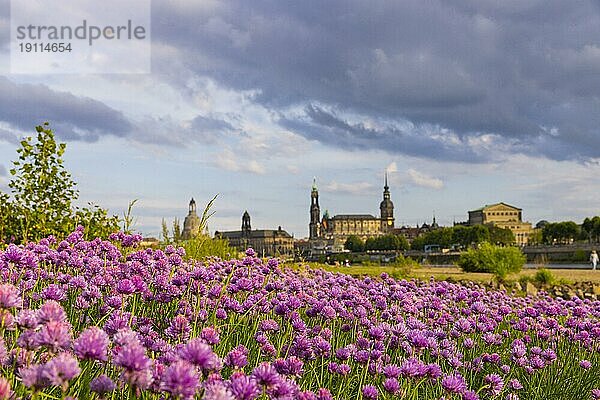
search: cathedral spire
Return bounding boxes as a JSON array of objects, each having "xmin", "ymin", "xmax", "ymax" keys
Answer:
[{"xmin": 384, "ymin": 171, "xmax": 388, "ymax": 190}]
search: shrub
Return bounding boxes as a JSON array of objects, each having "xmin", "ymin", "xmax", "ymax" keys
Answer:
[
  {"xmin": 458, "ymin": 242, "xmax": 526, "ymax": 280},
  {"xmin": 345, "ymin": 235, "xmax": 365, "ymax": 252},
  {"xmin": 533, "ymin": 268, "xmax": 555, "ymax": 285},
  {"xmin": 182, "ymin": 234, "xmax": 234, "ymax": 260},
  {"xmin": 572, "ymin": 249, "xmax": 587, "ymax": 262}
]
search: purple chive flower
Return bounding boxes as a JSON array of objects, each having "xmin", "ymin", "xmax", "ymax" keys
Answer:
[
  {"xmin": 90, "ymin": 375, "xmax": 116, "ymax": 396},
  {"xmin": 179, "ymin": 338, "xmax": 221, "ymax": 371},
  {"xmin": 362, "ymin": 385, "xmax": 379, "ymax": 399},
  {"xmin": 0, "ymin": 338, "xmax": 6, "ymax": 364},
  {"xmin": 201, "ymin": 326, "xmax": 220, "ymax": 345},
  {"xmin": 74, "ymin": 326, "xmax": 110, "ymax": 361},
  {"xmin": 0, "ymin": 377, "xmax": 12, "ymax": 400},
  {"xmin": 35, "ymin": 321, "xmax": 73, "ymax": 352},
  {"xmin": 463, "ymin": 390, "xmax": 480, "ymax": 400},
  {"xmin": 41, "ymin": 284, "xmax": 67, "ymax": 302},
  {"xmin": 592, "ymin": 389, "xmax": 600, "ymax": 400},
  {"xmin": 225, "ymin": 345, "xmax": 249, "ymax": 369},
  {"xmin": 484, "ymin": 374, "xmax": 504, "ymax": 396},
  {"xmin": 165, "ymin": 315, "xmax": 191, "ymax": 341},
  {"xmin": 251, "ymin": 363, "xmax": 281, "ymax": 388},
  {"xmin": 441, "ymin": 373, "xmax": 467, "ymax": 394},
  {"xmin": 117, "ymin": 279, "xmax": 136, "ymax": 295},
  {"xmin": 229, "ymin": 372, "xmax": 260, "ymax": 400},
  {"xmin": 16, "ymin": 309, "xmax": 39, "ymax": 329},
  {"xmin": 400, "ymin": 357, "xmax": 427, "ymax": 379},
  {"xmin": 0, "ymin": 284, "xmax": 22, "ymax": 309},
  {"xmin": 37, "ymin": 300, "xmax": 67, "ymax": 324},
  {"xmin": 160, "ymin": 360, "xmax": 199, "ymax": 400},
  {"xmin": 43, "ymin": 352, "xmax": 81, "ymax": 388},
  {"xmin": 509, "ymin": 379, "xmax": 523, "ymax": 390},
  {"xmin": 383, "ymin": 378, "xmax": 401, "ymax": 394},
  {"xmin": 203, "ymin": 382, "xmax": 235, "ymax": 400},
  {"xmin": 20, "ymin": 364, "xmax": 50, "ymax": 391},
  {"xmin": 259, "ymin": 319, "xmax": 280, "ymax": 332},
  {"xmin": 580, "ymin": 360, "xmax": 592, "ymax": 369},
  {"xmin": 114, "ymin": 342, "xmax": 152, "ymax": 372},
  {"xmin": 383, "ymin": 364, "xmax": 401, "ymax": 378}
]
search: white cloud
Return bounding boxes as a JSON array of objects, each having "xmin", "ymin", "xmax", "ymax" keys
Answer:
[
  {"xmin": 286, "ymin": 165, "xmax": 300, "ymax": 174},
  {"xmin": 322, "ymin": 181, "xmax": 374, "ymax": 195},
  {"xmin": 407, "ymin": 168, "xmax": 444, "ymax": 189},
  {"xmin": 214, "ymin": 148, "xmax": 266, "ymax": 175},
  {"xmin": 386, "ymin": 161, "xmax": 398, "ymax": 173}
]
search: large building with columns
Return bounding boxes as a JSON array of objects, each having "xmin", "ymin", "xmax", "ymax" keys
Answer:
[{"xmin": 309, "ymin": 175, "xmax": 395, "ymax": 252}]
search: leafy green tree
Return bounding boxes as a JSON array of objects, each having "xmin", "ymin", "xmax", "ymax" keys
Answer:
[
  {"xmin": 458, "ymin": 242, "xmax": 526, "ymax": 280},
  {"xmin": 161, "ymin": 218, "xmax": 171, "ymax": 244},
  {"xmin": 345, "ymin": 235, "xmax": 365, "ymax": 252},
  {"xmin": 582, "ymin": 216, "xmax": 600, "ymax": 243},
  {"xmin": 74, "ymin": 203, "xmax": 120, "ymax": 240},
  {"xmin": 411, "ymin": 227, "xmax": 454, "ymax": 250},
  {"xmin": 0, "ymin": 192, "xmax": 16, "ymax": 243},
  {"xmin": 8, "ymin": 123, "xmax": 78, "ymax": 242},
  {"xmin": 173, "ymin": 218, "xmax": 182, "ymax": 243},
  {"xmin": 2, "ymin": 123, "xmax": 119, "ymax": 243},
  {"xmin": 365, "ymin": 234, "xmax": 409, "ymax": 251},
  {"xmin": 543, "ymin": 221, "xmax": 580, "ymax": 244},
  {"xmin": 489, "ymin": 226, "xmax": 515, "ymax": 245}
]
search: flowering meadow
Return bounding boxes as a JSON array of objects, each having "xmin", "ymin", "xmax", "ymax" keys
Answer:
[{"xmin": 0, "ymin": 228, "xmax": 599, "ymax": 399}]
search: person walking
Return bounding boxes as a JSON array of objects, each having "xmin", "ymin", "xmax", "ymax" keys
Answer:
[{"xmin": 590, "ymin": 250, "xmax": 599, "ymax": 270}]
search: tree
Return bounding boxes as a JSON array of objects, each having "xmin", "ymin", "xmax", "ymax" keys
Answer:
[
  {"xmin": 173, "ymin": 218, "xmax": 182, "ymax": 243},
  {"xmin": 364, "ymin": 234, "xmax": 409, "ymax": 251},
  {"xmin": 8, "ymin": 123, "xmax": 78, "ymax": 242},
  {"xmin": 345, "ymin": 235, "xmax": 365, "ymax": 252},
  {"xmin": 161, "ymin": 218, "xmax": 171, "ymax": 244},
  {"xmin": 2, "ymin": 123, "xmax": 119, "ymax": 243},
  {"xmin": 582, "ymin": 216, "xmax": 600, "ymax": 243},
  {"xmin": 458, "ymin": 242, "xmax": 526, "ymax": 280},
  {"xmin": 542, "ymin": 221, "xmax": 580, "ymax": 244},
  {"xmin": 411, "ymin": 227, "xmax": 454, "ymax": 250},
  {"xmin": 489, "ymin": 226, "xmax": 515, "ymax": 245},
  {"xmin": 0, "ymin": 192, "xmax": 16, "ymax": 243},
  {"xmin": 74, "ymin": 203, "xmax": 120, "ymax": 240}
]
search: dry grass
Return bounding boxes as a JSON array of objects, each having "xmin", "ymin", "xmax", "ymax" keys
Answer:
[{"xmin": 288, "ymin": 262, "xmax": 600, "ymax": 284}]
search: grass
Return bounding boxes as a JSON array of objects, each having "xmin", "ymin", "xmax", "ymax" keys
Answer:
[{"xmin": 286, "ymin": 262, "xmax": 600, "ymax": 284}]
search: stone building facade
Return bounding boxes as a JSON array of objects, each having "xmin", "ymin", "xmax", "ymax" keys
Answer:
[
  {"xmin": 182, "ymin": 198, "xmax": 201, "ymax": 239},
  {"xmin": 215, "ymin": 211, "xmax": 294, "ymax": 257},
  {"xmin": 467, "ymin": 202, "xmax": 533, "ymax": 245},
  {"xmin": 309, "ymin": 175, "xmax": 396, "ymax": 252}
]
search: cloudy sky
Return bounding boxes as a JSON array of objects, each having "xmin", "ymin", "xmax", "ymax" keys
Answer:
[{"xmin": 1, "ymin": 0, "xmax": 600, "ymax": 238}]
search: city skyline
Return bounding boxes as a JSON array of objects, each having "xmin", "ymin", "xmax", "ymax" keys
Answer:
[{"xmin": 1, "ymin": 1, "xmax": 600, "ymax": 238}]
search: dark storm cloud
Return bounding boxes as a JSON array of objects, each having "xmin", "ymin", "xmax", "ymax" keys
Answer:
[
  {"xmin": 0, "ymin": 77, "xmax": 133, "ymax": 141},
  {"xmin": 131, "ymin": 114, "xmax": 238, "ymax": 147},
  {"xmin": 151, "ymin": 0, "xmax": 600, "ymax": 162},
  {"xmin": 280, "ymin": 104, "xmax": 485, "ymax": 163}
]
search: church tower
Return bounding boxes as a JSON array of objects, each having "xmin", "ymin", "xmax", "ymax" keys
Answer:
[
  {"xmin": 309, "ymin": 178, "xmax": 321, "ymax": 239},
  {"xmin": 242, "ymin": 211, "xmax": 251, "ymax": 237},
  {"xmin": 182, "ymin": 198, "xmax": 201, "ymax": 239},
  {"xmin": 380, "ymin": 172, "xmax": 394, "ymax": 232}
]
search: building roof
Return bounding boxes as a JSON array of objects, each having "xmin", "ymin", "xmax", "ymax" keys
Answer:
[
  {"xmin": 469, "ymin": 202, "xmax": 522, "ymax": 212},
  {"xmin": 331, "ymin": 214, "xmax": 378, "ymax": 220},
  {"xmin": 217, "ymin": 229, "xmax": 293, "ymax": 239}
]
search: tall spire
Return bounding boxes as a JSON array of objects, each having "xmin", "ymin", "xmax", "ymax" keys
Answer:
[
  {"xmin": 312, "ymin": 177, "xmax": 318, "ymax": 191},
  {"xmin": 384, "ymin": 171, "xmax": 389, "ymax": 190}
]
